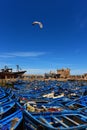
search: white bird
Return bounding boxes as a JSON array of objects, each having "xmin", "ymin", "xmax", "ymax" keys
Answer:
[{"xmin": 32, "ymin": 21, "xmax": 43, "ymax": 29}]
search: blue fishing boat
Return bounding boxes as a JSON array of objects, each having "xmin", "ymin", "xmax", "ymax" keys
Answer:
[
  {"xmin": 23, "ymin": 110, "xmax": 87, "ymax": 130},
  {"xmin": 0, "ymin": 102, "xmax": 23, "ymax": 130},
  {"xmin": 0, "ymin": 95, "xmax": 12, "ymax": 104},
  {"xmin": 0, "ymin": 109, "xmax": 23, "ymax": 130},
  {"xmin": 0, "ymin": 100, "xmax": 15, "ymax": 119},
  {"xmin": 0, "ymin": 92, "xmax": 6, "ymax": 99},
  {"xmin": 66, "ymin": 96, "xmax": 87, "ymax": 111},
  {"xmin": 80, "ymin": 106, "xmax": 87, "ymax": 116}
]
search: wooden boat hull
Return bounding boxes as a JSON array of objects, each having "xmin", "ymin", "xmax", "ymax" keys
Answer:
[
  {"xmin": 0, "ymin": 70, "xmax": 26, "ymax": 79},
  {"xmin": 23, "ymin": 110, "xmax": 87, "ymax": 130},
  {"xmin": 0, "ymin": 109, "xmax": 23, "ymax": 130},
  {"xmin": 0, "ymin": 100, "xmax": 16, "ymax": 119}
]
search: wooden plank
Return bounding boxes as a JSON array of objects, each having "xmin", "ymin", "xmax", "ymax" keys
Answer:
[
  {"xmin": 63, "ymin": 116, "xmax": 80, "ymax": 126},
  {"xmin": 51, "ymin": 116, "xmax": 69, "ymax": 128},
  {"xmin": 39, "ymin": 116, "xmax": 53, "ymax": 128}
]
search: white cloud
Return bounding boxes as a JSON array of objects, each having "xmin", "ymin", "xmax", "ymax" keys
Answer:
[{"xmin": 0, "ymin": 52, "xmax": 45, "ymax": 58}]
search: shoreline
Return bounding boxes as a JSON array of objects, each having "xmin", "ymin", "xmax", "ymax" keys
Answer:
[{"xmin": 0, "ymin": 78, "xmax": 87, "ymax": 84}]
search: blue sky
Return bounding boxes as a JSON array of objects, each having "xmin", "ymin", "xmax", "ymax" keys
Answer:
[{"xmin": 0, "ymin": 0, "xmax": 87, "ymax": 74}]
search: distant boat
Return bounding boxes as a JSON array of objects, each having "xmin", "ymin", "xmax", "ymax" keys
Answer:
[{"xmin": 0, "ymin": 65, "xmax": 26, "ymax": 79}]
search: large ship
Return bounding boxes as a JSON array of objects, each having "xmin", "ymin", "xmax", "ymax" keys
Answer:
[{"xmin": 0, "ymin": 65, "xmax": 26, "ymax": 79}]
